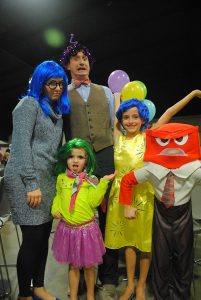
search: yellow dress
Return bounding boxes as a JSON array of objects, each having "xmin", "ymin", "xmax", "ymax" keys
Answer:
[{"xmin": 104, "ymin": 133, "xmax": 154, "ymax": 252}]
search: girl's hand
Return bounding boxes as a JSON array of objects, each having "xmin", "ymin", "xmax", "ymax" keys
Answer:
[
  {"xmin": 54, "ymin": 211, "xmax": 62, "ymax": 219},
  {"xmin": 103, "ymin": 170, "xmax": 118, "ymax": 182},
  {"xmin": 124, "ymin": 205, "xmax": 137, "ymax": 219},
  {"xmin": 114, "ymin": 92, "xmax": 121, "ymax": 99},
  {"xmin": 193, "ymin": 89, "xmax": 201, "ymax": 98},
  {"xmin": 27, "ymin": 189, "xmax": 42, "ymax": 208}
]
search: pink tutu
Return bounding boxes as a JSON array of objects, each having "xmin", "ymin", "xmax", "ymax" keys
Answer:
[{"xmin": 52, "ymin": 218, "xmax": 106, "ymax": 268}]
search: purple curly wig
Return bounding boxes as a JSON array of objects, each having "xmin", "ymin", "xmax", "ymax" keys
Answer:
[{"xmin": 60, "ymin": 33, "xmax": 95, "ymax": 68}]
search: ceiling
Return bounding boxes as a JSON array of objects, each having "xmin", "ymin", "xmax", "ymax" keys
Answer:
[{"xmin": 0, "ymin": 0, "xmax": 200, "ymax": 140}]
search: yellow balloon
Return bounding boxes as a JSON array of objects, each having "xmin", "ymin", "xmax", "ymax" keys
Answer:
[
  {"xmin": 135, "ymin": 80, "xmax": 147, "ymax": 97},
  {"xmin": 121, "ymin": 80, "xmax": 147, "ymax": 101}
]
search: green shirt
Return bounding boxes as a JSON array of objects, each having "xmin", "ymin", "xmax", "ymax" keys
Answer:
[{"xmin": 52, "ymin": 173, "xmax": 109, "ymax": 224}]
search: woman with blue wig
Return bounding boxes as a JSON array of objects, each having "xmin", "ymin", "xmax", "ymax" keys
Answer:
[
  {"xmin": 4, "ymin": 60, "xmax": 70, "ymax": 300},
  {"xmin": 104, "ymin": 90, "xmax": 201, "ymax": 300}
]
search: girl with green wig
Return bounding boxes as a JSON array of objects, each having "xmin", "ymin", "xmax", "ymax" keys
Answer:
[{"xmin": 51, "ymin": 138, "xmax": 116, "ymax": 300}]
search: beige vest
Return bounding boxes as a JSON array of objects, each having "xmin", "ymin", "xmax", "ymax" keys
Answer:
[{"xmin": 68, "ymin": 83, "xmax": 113, "ymax": 152}]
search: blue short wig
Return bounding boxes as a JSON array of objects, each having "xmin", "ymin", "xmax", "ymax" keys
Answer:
[
  {"xmin": 116, "ymin": 99, "xmax": 149, "ymax": 131},
  {"xmin": 27, "ymin": 60, "xmax": 70, "ymax": 116}
]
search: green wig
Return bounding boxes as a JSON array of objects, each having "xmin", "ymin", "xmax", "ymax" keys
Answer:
[{"xmin": 55, "ymin": 138, "xmax": 96, "ymax": 176}]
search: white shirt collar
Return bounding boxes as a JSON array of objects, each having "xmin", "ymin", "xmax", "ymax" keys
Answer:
[{"xmin": 145, "ymin": 160, "xmax": 201, "ymax": 180}]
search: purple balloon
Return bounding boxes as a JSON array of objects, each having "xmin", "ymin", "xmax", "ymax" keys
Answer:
[{"xmin": 108, "ymin": 70, "xmax": 130, "ymax": 93}]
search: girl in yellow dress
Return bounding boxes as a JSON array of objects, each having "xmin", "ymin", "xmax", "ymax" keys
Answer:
[{"xmin": 104, "ymin": 90, "xmax": 201, "ymax": 300}]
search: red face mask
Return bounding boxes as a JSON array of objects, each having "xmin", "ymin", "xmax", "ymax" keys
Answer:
[{"xmin": 144, "ymin": 123, "xmax": 201, "ymax": 169}]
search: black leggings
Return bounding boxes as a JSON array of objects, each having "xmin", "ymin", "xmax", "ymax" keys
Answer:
[{"xmin": 17, "ymin": 221, "xmax": 52, "ymax": 297}]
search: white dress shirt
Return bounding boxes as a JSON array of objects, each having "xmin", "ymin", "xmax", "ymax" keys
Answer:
[{"xmin": 135, "ymin": 160, "xmax": 201, "ymax": 206}]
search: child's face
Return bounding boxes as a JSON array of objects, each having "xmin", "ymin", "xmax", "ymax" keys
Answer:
[
  {"xmin": 67, "ymin": 148, "xmax": 87, "ymax": 174},
  {"xmin": 122, "ymin": 107, "xmax": 144, "ymax": 137}
]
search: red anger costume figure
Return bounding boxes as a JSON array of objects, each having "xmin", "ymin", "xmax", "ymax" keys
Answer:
[{"xmin": 120, "ymin": 123, "xmax": 201, "ymax": 300}]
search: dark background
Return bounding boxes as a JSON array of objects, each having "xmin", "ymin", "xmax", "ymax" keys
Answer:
[{"xmin": 0, "ymin": 0, "xmax": 200, "ymax": 141}]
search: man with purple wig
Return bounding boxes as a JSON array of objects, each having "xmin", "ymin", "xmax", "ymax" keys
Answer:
[{"xmin": 60, "ymin": 34, "xmax": 118, "ymax": 300}]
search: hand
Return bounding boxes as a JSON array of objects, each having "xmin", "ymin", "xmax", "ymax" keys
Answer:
[
  {"xmin": 27, "ymin": 189, "xmax": 42, "ymax": 208},
  {"xmin": 114, "ymin": 92, "xmax": 121, "ymax": 98},
  {"xmin": 124, "ymin": 205, "xmax": 137, "ymax": 219},
  {"xmin": 87, "ymin": 175, "xmax": 99, "ymax": 186},
  {"xmin": 54, "ymin": 211, "xmax": 62, "ymax": 219},
  {"xmin": 103, "ymin": 170, "xmax": 118, "ymax": 182},
  {"xmin": 193, "ymin": 89, "xmax": 201, "ymax": 98}
]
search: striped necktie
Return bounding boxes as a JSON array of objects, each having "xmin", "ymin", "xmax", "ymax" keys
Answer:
[{"xmin": 161, "ymin": 172, "xmax": 175, "ymax": 208}]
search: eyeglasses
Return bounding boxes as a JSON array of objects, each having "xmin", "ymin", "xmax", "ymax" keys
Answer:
[{"xmin": 45, "ymin": 80, "xmax": 64, "ymax": 90}]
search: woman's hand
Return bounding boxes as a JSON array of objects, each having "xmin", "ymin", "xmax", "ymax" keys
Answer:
[
  {"xmin": 124, "ymin": 205, "xmax": 137, "ymax": 219},
  {"xmin": 53, "ymin": 211, "xmax": 62, "ymax": 219},
  {"xmin": 27, "ymin": 189, "xmax": 42, "ymax": 208},
  {"xmin": 103, "ymin": 170, "xmax": 118, "ymax": 182}
]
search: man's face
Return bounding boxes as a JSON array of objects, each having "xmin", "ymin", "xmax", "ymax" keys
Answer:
[{"xmin": 67, "ymin": 51, "xmax": 90, "ymax": 79}]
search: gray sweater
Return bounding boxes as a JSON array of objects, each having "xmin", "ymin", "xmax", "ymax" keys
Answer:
[{"xmin": 4, "ymin": 97, "xmax": 63, "ymax": 225}]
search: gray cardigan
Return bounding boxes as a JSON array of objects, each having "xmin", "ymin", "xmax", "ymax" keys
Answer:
[{"xmin": 4, "ymin": 97, "xmax": 63, "ymax": 225}]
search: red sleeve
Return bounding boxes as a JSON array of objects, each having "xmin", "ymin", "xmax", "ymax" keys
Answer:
[{"xmin": 119, "ymin": 172, "xmax": 138, "ymax": 205}]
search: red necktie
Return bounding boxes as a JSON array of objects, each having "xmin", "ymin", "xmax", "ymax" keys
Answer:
[
  {"xmin": 73, "ymin": 79, "xmax": 91, "ymax": 88},
  {"xmin": 161, "ymin": 172, "xmax": 175, "ymax": 208}
]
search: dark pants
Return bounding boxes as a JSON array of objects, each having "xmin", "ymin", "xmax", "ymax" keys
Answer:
[
  {"xmin": 17, "ymin": 221, "xmax": 52, "ymax": 297},
  {"xmin": 94, "ymin": 146, "xmax": 119, "ymax": 285},
  {"xmin": 152, "ymin": 199, "xmax": 193, "ymax": 300}
]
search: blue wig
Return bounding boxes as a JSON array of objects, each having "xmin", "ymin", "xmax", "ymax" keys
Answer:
[
  {"xmin": 116, "ymin": 99, "xmax": 149, "ymax": 131},
  {"xmin": 27, "ymin": 60, "xmax": 70, "ymax": 116}
]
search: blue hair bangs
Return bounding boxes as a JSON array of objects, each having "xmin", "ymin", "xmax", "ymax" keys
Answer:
[{"xmin": 116, "ymin": 99, "xmax": 149, "ymax": 131}]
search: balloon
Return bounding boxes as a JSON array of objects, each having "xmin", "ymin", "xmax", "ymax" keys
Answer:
[
  {"xmin": 135, "ymin": 80, "xmax": 147, "ymax": 97},
  {"xmin": 121, "ymin": 80, "xmax": 147, "ymax": 101},
  {"xmin": 108, "ymin": 70, "xmax": 130, "ymax": 93},
  {"xmin": 142, "ymin": 99, "xmax": 156, "ymax": 122}
]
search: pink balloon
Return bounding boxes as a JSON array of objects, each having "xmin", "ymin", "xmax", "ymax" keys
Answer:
[{"xmin": 108, "ymin": 70, "xmax": 130, "ymax": 93}]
